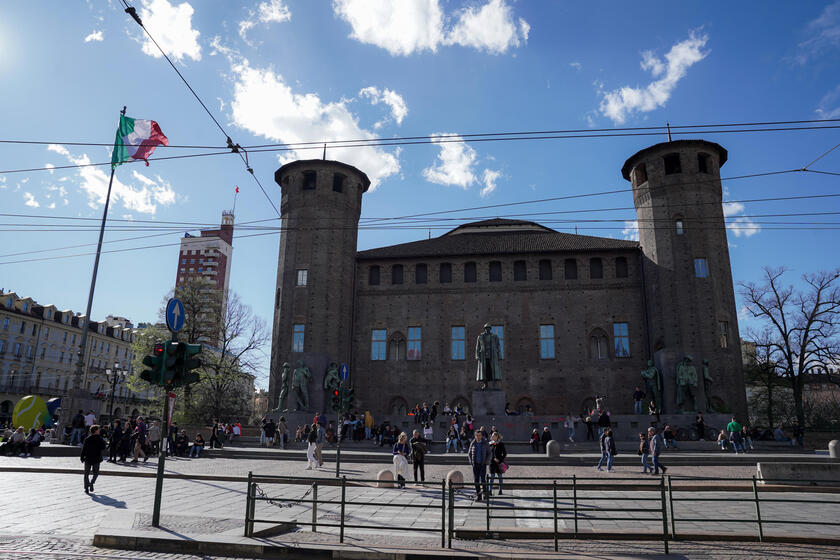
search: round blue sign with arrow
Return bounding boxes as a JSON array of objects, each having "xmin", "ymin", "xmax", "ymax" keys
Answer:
[
  {"xmin": 339, "ymin": 363, "xmax": 349, "ymax": 381},
  {"xmin": 165, "ymin": 298, "xmax": 185, "ymax": 333}
]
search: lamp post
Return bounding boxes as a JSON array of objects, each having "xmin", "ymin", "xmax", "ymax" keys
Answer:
[{"xmin": 106, "ymin": 361, "xmax": 125, "ymax": 421}]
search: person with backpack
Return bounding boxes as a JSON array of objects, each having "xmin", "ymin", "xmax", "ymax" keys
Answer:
[{"xmin": 409, "ymin": 429, "xmax": 429, "ymax": 482}]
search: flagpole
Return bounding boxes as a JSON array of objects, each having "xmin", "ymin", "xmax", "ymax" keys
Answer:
[
  {"xmin": 233, "ymin": 186, "xmax": 238, "ymax": 216},
  {"xmin": 70, "ymin": 108, "xmax": 123, "ymax": 420}
]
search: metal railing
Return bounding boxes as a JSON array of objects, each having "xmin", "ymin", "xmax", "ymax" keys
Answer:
[{"xmin": 244, "ymin": 473, "xmax": 840, "ymax": 553}]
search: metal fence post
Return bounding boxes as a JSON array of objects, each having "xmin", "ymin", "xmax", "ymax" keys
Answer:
[
  {"xmin": 311, "ymin": 481, "xmax": 318, "ymax": 533},
  {"xmin": 659, "ymin": 476, "xmax": 669, "ymax": 555},
  {"xmin": 485, "ymin": 479, "xmax": 491, "ymax": 533},
  {"xmin": 441, "ymin": 479, "xmax": 446, "ymax": 548},
  {"xmin": 244, "ymin": 471, "xmax": 253, "ymax": 537},
  {"xmin": 553, "ymin": 480, "xmax": 559, "ymax": 552},
  {"xmin": 448, "ymin": 481, "xmax": 455, "ymax": 549},
  {"xmin": 572, "ymin": 475, "xmax": 578, "ymax": 537},
  {"xmin": 667, "ymin": 475, "xmax": 676, "ymax": 539},
  {"xmin": 752, "ymin": 475, "xmax": 764, "ymax": 542},
  {"xmin": 340, "ymin": 476, "xmax": 347, "ymax": 543}
]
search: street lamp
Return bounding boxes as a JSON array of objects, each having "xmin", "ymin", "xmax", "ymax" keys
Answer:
[{"xmin": 106, "ymin": 362, "xmax": 125, "ymax": 421}]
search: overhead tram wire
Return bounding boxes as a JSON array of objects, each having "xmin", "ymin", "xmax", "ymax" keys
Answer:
[{"xmin": 120, "ymin": 0, "xmax": 281, "ymax": 218}]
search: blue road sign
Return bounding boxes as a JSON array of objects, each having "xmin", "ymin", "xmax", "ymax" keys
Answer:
[
  {"xmin": 165, "ymin": 298, "xmax": 185, "ymax": 333},
  {"xmin": 339, "ymin": 363, "xmax": 349, "ymax": 381}
]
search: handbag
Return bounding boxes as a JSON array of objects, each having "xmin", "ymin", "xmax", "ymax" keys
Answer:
[{"xmin": 499, "ymin": 462, "xmax": 509, "ymax": 473}]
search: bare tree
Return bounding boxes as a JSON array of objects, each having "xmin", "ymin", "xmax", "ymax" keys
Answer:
[
  {"xmin": 744, "ymin": 331, "xmax": 789, "ymax": 428},
  {"xmin": 740, "ymin": 267, "xmax": 840, "ymax": 427}
]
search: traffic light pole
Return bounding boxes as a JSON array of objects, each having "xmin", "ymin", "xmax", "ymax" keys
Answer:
[{"xmin": 152, "ymin": 332, "xmax": 177, "ymax": 527}]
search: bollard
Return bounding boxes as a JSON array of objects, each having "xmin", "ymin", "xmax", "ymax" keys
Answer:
[{"xmin": 829, "ymin": 440, "xmax": 839, "ymax": 461}]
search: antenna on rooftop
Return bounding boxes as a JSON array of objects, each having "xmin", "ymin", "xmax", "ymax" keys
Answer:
[{"xmin": 666, "ymin": 122, "xmax": 672, "ymax": 142}]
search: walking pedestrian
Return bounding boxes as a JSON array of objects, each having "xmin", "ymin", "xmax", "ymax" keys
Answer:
[
  {"xmin": 392, "ymin": 432, "xmax": 410, "ymax": 488},
  {"xmin": 263, "ymin": 418, "xmax": 276, "ymax": 447},
  {"xmin": 409, "ymin": 429, "xmax": 428, "ymax": 482},
  {"xmin": 148, "ymin": 421, "xmax": 161, "ymax": 456},
  {"xmin": 649, "ymin": 427, "xmax": 667, "ymax": 474},
  {"xmin": 305, "ymin": 423, "xmax": 318, "ymax": 470},
  {"xmin": 596, "ymin": 429, "xmax": 609, "ymax": 471},
  {"xmin": 488, "ymin": 431, "xmax": 507, "ymax": 496},
  {"xmin": 208, "ymin": 420, "xmax": 223, "ymax": 449},
  {"xmin": 638, "ymin": 432, "xmax": 652, "ymax": 473},
  {"xmin": 726, "ymin": 416, "xmax": 744, "ymax": 454},
  {"xmin": 130, "ymin": 417, "xmax": 147, "ymax": 463},
  {"xmin": 315, "ymin": 422, "xmax": 326, "ymax": 466},
  {"xmin": 80, "ymin": 425, "xmax": 106, "ymax": 494},
  {"xmin": 565, "ymin": 413, "xmax": 576, "ymax": 442},
  {"xmin": 69, "ymin": 410, "xmax": 85, "ymax": 446},
  {"xmin": 107, "ymin": 420, "xmax": 123, "ymax": 463},
  {"xmin": 468, "ymin": 429, "xmax": 491, "ymax": 502}
]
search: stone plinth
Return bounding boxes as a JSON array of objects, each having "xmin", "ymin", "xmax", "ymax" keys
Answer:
[
  {"xmin": 546, "ymin": 439, "xmax": 561, "ymax": 457},
  {"xmin": 471, "ymin": 389, "xmax": 505, "ymax": 417},
  {"xmin": 376, "ymin": 469, "xmax": 394, "ymax": 488}
]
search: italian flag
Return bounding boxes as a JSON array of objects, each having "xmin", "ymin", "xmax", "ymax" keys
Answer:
[{"xmin": 111, "ymin": 114, "xmax": 169, "ymax": 168}]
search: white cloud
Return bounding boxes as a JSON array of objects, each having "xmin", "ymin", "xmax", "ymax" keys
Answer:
[
  {"xmin": 138, "ymin": 0, "xmax": 201, "ymax": 62},
  {"xmin": 333, "ymin": 0, "xmax": 528, "ymax": 56},
  {"xmin": 599, "ymin": 31, "xmax": 709, "ymax": 124},
  {"xmin": 480, "ymin": 169, "xmax": 501, "ymax": 197},
  {"xmin": 621, "ymin": 219, "xmax": 639, "ymax": 241},
  {"xmin": 423, "ymin": 134, "xmax": 477, "ymax": 188},
  {"xmin": 84, "ymin": 30, "xmax": 104, "ymax": 43},
  {"xmin": 445, "ymin": 0, "xmax": 529, "ymax": 54},
  {"xmin": 359, "ymin": 86, "xmax": 408, "ymax": 128},
  {"xmin": 23, "ymin": 192, "xmax": 39, "ymax": 208},
  {"xmin": 47, "ymin": 202, "xmax": 56, "ymax": 209},
  {"xmin": 569, "ymin": 61, "xmax": 582, "ymax": 70},
  {"xmin": 795, "ymin": 1, "xmax": 840, "ymax": 64},
  {"xmin": 239, "ymin": 0, "xmax": 291, "ymax": 43},
  {"xmin": 816, "ymin": 84, "xmax": 840, "ymax": 119},
  {"xmin": 723, "ymin": 187, "xmax": 760, "ymax": 237},
  {"xmin": 45, "ymin": 163, "xmax": 55, "ymax": 174},
  {"xmin": 229, "ymin": 58, "xmax": 399, "ymax": 190},
  {"xmin": 46, "ymin": 146, "xmax": 177, "ymax": 214}
]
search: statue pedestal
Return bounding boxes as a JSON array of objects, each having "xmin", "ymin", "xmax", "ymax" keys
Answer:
[{"xmin": 472, "ymin": 389, "xmax": 506, "ymax": 417}]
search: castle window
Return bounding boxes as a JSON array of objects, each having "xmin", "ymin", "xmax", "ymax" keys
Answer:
[
  {"xmin": 489, "ymin": 261, "xmax": 502, "ymax": 282},
  {"xmin": 719, "ymin": 321, "xmax": 729, "ymax": 348},
  {"xmin": 664, "ymin": 153, "xmax": 681, "ymax": 175},
  {"xmin": 589, "ymin": 330, "xmax": 608, "ymax": 360},
  {"xmin": 371, "ymin": 329, "xmax": 387, "ymax": 360},
  {"xmin": 332, "ymin": 173, "xmax": 345, "ymax": 192},
  {"xmin": 440, "ymin": 263, "xmax": 452, "ymax": 283},
  {"xmin": 539, "ymin": 325, "xmax": 555, "ymax": 359},
  {"xmin": 634, "ymin": 163, "xmax": 648, "ymax": 185},
  {"xmin": 539, "ymin": 259, "xmax": 552, "ymax": 280},
  {"xmin": 389, "ymin": 333, "xmax": 406, "ymax": 361},
  {"xmin": 415, "ymin": 263, "xmax": 428, "ymax": 284},
  {"xmin": 676, "ymin": 219, "xmax": 685, "ymax": 235},
  {"xmin": 613, "ymin": 323, "xmax": 630, "ymax": 357},
  {"xmin": 292, "ymin": 324, "xmax": 304, "ymax": 352},
  {"xmin": 694, "ymin": 258, "xmax": 708, "ymax": 278},
  {"xmin": 369, "ymin": 265, "xmax": 380, "ymax": 285},
  {"xmin": 2, "ymin": 318, "xmax": 7, "ymax": 331},
  {"xmin": 565, "ymin": 258, "xmax": 578, "ymax": 280},
  {"xmin": 464, "ymin": 262, "xmax": 477, "ymax": 283},
  {"xmin": 590, "ymin": 258, "xmax": 603, "ymax": 279},
  {"xmin": 615, "ymin": 257, "xmax": 628, "ymax": 278},
  {"xmin": 407, "ymin": 327, "xmax": 422, "ymax": 360},
  {"xmin": 514, "ymin": 260, "xmax": 527, "ymax": 281},
  {"xmin": 391, "ymin": 264, "xmax": 404, "ymax": 285},
  {"xmin": 302, "ymin": 171, "xmax": 316, "ymax": 190},
  {"xmin": 698, "ymin": 153, "xmax": 710, "ymax": 174},
  {"xmin": 296, "ymin": 269, "xmax": 308, "ymax": 286},
  {"xmin": 491, "ymin": 325, "xmax": 505, "ymax": 359},
  {"xmin": 451, "ymin": 326, "xmax": 465, "ymax": 360}
]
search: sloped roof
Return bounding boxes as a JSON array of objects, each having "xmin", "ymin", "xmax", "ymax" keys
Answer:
[{"xmin": 357, "ymin": 218, "xmax": 639, "ymax": 260}]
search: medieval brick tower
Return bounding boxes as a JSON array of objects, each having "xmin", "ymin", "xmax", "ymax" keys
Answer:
[
  {"xmin": 268, "ymin": 160, "xmax": 370, "ymax": 411},
  {"xmin": 623, "ymin": 140, "xmax": 746, "ymax": 415}
]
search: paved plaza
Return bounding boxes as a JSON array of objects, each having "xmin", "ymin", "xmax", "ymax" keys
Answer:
[{"xmin": 1, "ymin": 451, "xmax": 839, "ymax": 559}]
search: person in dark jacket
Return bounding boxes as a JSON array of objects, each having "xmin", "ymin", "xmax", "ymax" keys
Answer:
[
  {"xmin": 540, "ymin": 426, "xmax": 552, "ymax": 452},
  {"xmin": 468, "ymin": 430, "xmax": 491, "ymax": 502},
  {"xmin": 80, "ymin": 425, "xmax": 107, "ymax": 493},
  {"xmin": 488, "ymin": 431, "xmax": 507, "ymax": 496},
  {"xmin": 597, "ymin": 412, "xmax": 611, "ymax": 439},
  {"xmin": 409, "ymin": 429, "xmax": 429, "ymax": 482},
  {"xmin": 108, "ymin": 420, "xmax": 123, "ymax": 463}
]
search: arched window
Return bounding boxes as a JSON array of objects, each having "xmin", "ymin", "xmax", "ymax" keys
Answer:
[
  {"xmin": 589, "ymin": 329, "xmax": 609, "ymax": 360},
  {"xmin": 389, "ymin": 397, "xmax": 409, "ymax": 418},
  {"xmin": 516, "ymin": 397, "xmax": 535, "ymax": 415},
  {"xmin": 674, "ymin": 215, "xmax": 685, "ymax": 236},
  {"xmin": 664, "ymin": 153, "xmax": 681, "ymax": 175},
  {"xmin": 450, "ymin": 396, "xmax": 470, "ymax": 415},
  {"xmin": 389, "ymin": 332, "xmax": 406, "ymax": 361}
]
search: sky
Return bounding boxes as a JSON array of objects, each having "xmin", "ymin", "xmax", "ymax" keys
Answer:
[{"xmin": 1, "ymin": 1, "xmax": 839, "ymax": 388}]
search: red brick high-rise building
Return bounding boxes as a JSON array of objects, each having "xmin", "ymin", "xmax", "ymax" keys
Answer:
[{"xmin": 175, "ymin": 211, "xmax": 235, "ymax": 314}]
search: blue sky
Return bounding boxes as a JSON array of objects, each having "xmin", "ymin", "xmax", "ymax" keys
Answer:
[{"xmin": 1, "ymin": 1, "xmax": 839, "ymax": 387}]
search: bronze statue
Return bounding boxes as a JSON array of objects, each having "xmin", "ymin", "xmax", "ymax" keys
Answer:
[
  {"xmin": 292, "ymin": 360, "xmax": 312, "ymax": 411},
  {"xmin": 475, "ymin": 323, "xmax": 502, "ymax": 389},
  {"xmin": 702, "ymin": 359, "xmax": 714, "ymax": 412},
  {"xmin": 272, "ymin": 362, "xmax": 291, "ymax": 411},
  {"xmin": 675, "ymin": 356, "xmax": 698, "ymax": 412},
  {"xmin": 640, "ymin": 360, "xmax": 663, "ymax": 412},
  {"xmin": 324, "ymin": 362, "xmax": 341, "ymax": 392}
]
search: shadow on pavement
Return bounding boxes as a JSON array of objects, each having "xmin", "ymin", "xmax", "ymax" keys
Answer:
[{"xmin": 91, "ymin": 494, "xmax": 127, "ymax": 508}]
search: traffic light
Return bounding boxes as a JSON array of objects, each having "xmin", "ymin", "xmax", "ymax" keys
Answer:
[
  {"xmin": 161, "ymin": 341, "xmax": 179, "ymax": 386},
  {"xmin": 342, "ymin": 385, "xmax": 354, "ymax": 410},
  {"xmin": 330, "ymin": 388, "xmax": 341, "ymax": 412},
  {"xmin": 178, "ymin": 343, "xmax": 203, "ymax": 386},
  {"xmin": 140, "ymin": 343, "xmax": 166, "ymax": 384}
]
